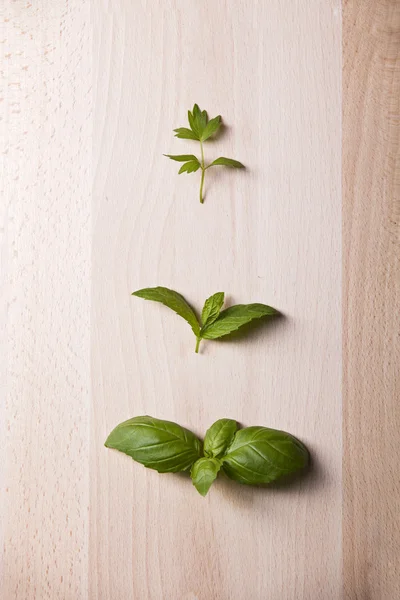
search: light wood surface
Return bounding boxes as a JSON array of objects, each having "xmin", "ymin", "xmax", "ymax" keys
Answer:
[
  {"xmin": 9, "ymin": 0, "xmax": 400, "ymax": 599},
  {"xmin": 343, "ymin": 1, "xmax": 400, "ymax": 599}
]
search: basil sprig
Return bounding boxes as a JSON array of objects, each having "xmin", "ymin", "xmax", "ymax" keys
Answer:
[
  {"xmin": 132, "ymin": 287, "xmax": 279, "ymax": 353},
  {"xmin": 105, "ymin": 416, "xmax": 309, "ymax": 497},
  {"xmin": 165, "ymin": 104, "xmax": 244, "ymax": 204}
]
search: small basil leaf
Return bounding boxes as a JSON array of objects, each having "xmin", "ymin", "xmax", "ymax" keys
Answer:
[
  {"xmin": 190, "ymin": 457, "xmax": 221, "ymax": 496},
  {"xmin": 201, "ymin": 115, "xmax": 221, "ymax": 141},
  {"xmin": 201, "ymin": 292, "xmax": 225, "ymax": 328},
  {"xmin": 132, "ymin": 286, "xmax": 201, "ymax": 337},
  {"xmin": 174, "ymin": 127, "xmax": 199, "ymax": 141},
  {"xmin": 105, "ymin": 416, "xmax": 202, "ymax": 473},
  {"xmin": 209, "ymin": 157, "xmax": 244, "ymax": 168},
  {"xmin": 204, "ymin": 418, "xmax": 238, "ymax": 458},
  {"xmin": 178, "ymin": 160, "xmax": 201, "ymax": 174},
  {"xmin": 222, "ymin": 426, "xmax": 309, "ymax": 485},
  {"xmin": 164, "ymin": 154, "xmax": 199, "ymax": 162},
  {"xmin": 201, "ymin": 303, "xmax": 278, "ymax": 340}
]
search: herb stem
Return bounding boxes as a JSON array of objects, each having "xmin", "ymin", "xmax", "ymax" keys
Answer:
[
  {"xmin": 199, "ymin": 140, "xmax": 205, "ymax": 204},
  {"xmin": 195, "ymin": 337, "xmax": 201, "ymax": 353}
]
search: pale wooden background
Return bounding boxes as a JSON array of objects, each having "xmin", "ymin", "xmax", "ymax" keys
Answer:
[{"xmin": 2, "ymin": 1, "xmax": 397, "ymax": 599}]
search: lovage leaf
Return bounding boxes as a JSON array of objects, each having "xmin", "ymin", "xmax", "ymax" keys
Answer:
[
  {"xmin": 178, "ymin": 160, "xmax": 201, "ymax": 174},
  {"xmin": 222, "ymin": 426, "xmax": 309, "ymax": 485},
  {"xmin": 209, "ymin": 157, "xmax": 245, "ymax": 168},
  {"xmin": 173, "ymin": 127, "xmax": 199, "ymax": 141},
  {"xmin": 201, "ymin": 115, "xmax": 222, "ymax": 141},
  {"xmin": 201, "ymin": 304, "xmax": 278, "ymax": 340},
  {"xmin": 190, "ymin": 457, "xmax": 221, "ymax": 496},
  {"xmin": 201, "ymin": 292, "xmax": 225, "ymax": 328},
  {"xmin": 105, "ymin": 416, "xmax": 202, "ymax": 473},
  {"xmin": 164, "ymin": 154, "xmax": 199, "ymax": 162},
  {"xmin": 191, "ymin": 104, "xmax": 208, "ymax": 137},
  {"xmin": 204, "ymin": 418, "xmax": 238, "ymax": 458},
  {"xmin": 132, "ymin": 287, "xmax": 201, "ymax": 337}
]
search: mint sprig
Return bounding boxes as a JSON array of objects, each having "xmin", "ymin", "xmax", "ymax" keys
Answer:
[
  {"xmin": 132, "ymin": 287, "xmax": 278, "ymax": 353},
  {"xmin": 165, "ymin": 104, "xmax": 245, "ymax": 204}
]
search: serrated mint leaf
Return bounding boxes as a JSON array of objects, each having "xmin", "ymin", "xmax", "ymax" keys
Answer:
[
  {"xmin": 222, "ymin": 426, "xmax": 309, "ymax": 485},
  {"xmin": 201, "ymin": 115, "xmax": 222, "ymax": 141},
  {"xmin": 132, "ymin": 286, "xmax": 201, "ymax": 337},
  {"xmin": 201, "ymin": 303, "xmax": 278, "ymax": 340},
  {"xmin": 164, "ymin": 154, "xmax": 198, "ymax": 162},
  {"xmin": 201, "ymin": 292, "xmax": 225, "ymax": 328},
  {"xmin": 174, "ymin": 127, "xmax": 199, "ymax": 141},
  {"xmin": 204, "ymin": 419, "xmax": 238, "ymax": 458},
  {"xmin": 190, "ymin": 457, "xmax": 221, "ymax": 496},
  {"xmin": 209, "ymin": 157, "xmax": 245, "ymax": 168},
  {"xmin": 178, "ymin": 160, "xmax": 201, "ymax": 174},
  {"xmin": 105, "ymin": 416, "xmax": 202, "ymax": 473}
]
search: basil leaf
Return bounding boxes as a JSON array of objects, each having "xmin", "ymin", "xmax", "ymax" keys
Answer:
[
  {"xmin": 201, "ymin": 115, "xmax": 221, "ymax": 141},
  {"xmin": 164, "ymin": 154, "xmax": 198, "ymax": 162},
  {"xmin": 178, "ymin": 160, "xmax": 201, "ymax": 174},
  {"xmin": 105, "ymin": 416, "xmax": 202, "ymax": 473},
  {"xmin": 190, "ymin": 457, "xmax": 221, "ymax": 496},
  {"xmin": 201, "ymin": 292, "xmax": 225, "ymax": 328},
  {"xmin": 174, "ymin": 127, "xmax": 199, "ymax": 141},
  {"xmin": 132, "ymin": 286, "xmax": 201, "ymax": 337},
  {"xmin": 209, "ymin": 157, "xmax": 245, "ymax": 168},
  {"xmin": 201, "ymin": 303, "xmax": 278, "ymax": 340},
  {"xmin": 222, "ymin": 426, "xmax": 309, "ymax": 485},
  {"xmin": 204, "ymin": 418, "xmax": 238, "ymax": 458}
]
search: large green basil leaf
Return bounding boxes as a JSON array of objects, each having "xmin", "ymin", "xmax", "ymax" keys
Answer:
[
  {"xmin": 190, "ymin": 458, "xmax": 221, "ymax": 496},
  {"xmin": 105, "ymin": 416, "xmax": 202, "ymax": 473},
  {"xmin": 222, "ymin": 426, "xmax": 308, "ymax": 485},
  {"xmin": 203, "ymin": 418, "xmax": 237, "ymax": 458}
]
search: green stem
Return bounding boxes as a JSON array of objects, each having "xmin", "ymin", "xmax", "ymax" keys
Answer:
[
  {"xmin": 195, "ymin": 337, "xmax": 201, "ymax": 353},
  {"xmin": 199, "ymin": 140, "xmax": 205, "ymax": 204}
]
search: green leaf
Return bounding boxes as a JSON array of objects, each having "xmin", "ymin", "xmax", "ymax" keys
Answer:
[
  {"xmin": 204, "ymin": 419, "xmax": 238, "ymax": 458},
  {"xmin": 105, "ymin": 416, "xmax": 202, "ymax": 473},
  {"xmin": 178, "ymin": 160, "xmax": 201, "ymax": 174},
  {"xmin": 201, "ymin": 303, "xmax": 278, "ymax": 340},
  {"xmin": 201, "ymin": 292, "xmax": 225, "ymax": 328},
  {"xmin": 209, "ymin": 157, "xmax": 245, "ymax": 168},
  {"xmin": 222, "ymin": 426, "xmax": 309, "ymax": 485},
  {"xmin": 164, "ymin": 154, "xmax": 199, "ymax": 162},
  {"xmin": 201, "ymin": 115, "xmax": 222, "ymax": 141},
  {"xmin": 192, "ymin": 104, "xmax": 208, "ymax": 137},
  {"xmin": 190, "ymin": 457, "xmax": 221, "ymax": 496},
  {"xmin": 132, "ymin": 287, "xmax": 201, "ymax": 337},
  {"xmin": 174, "ymin": 127, "xmax": 199, "ymax": 141}
]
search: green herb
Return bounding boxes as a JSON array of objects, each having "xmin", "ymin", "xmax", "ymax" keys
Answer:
[
  {"xmin": 132, "ymin": 287, "xmax": 279, "ymax": 353},
  {"xmin": 165, "ymin": 104, "xmax": 245, "ymax": 204},
  {"xmin": 105, "ymin": 416, "xmax": 309, "ymax": 496}
]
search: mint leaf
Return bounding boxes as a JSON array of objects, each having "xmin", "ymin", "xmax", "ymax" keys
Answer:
[
  {"xmin": 178, "ymin": 160, "xmax": 201, "ymax": 174},
  {"xmin": 209, "ymin": 157, "xmax": 245, "ymax": 168},
  {"xmin": 164, "ymin": 154, "xmax": 199, "ymax": 162},
  {"xmin": 132, "ymin": 287, "xmax": 201, "ymax": 337},
  {"xmin": 201, "ymin": 304, "xmax": 278, "ymax": 340},
  {"xmin": 190, "ymin": 457, "xmax": 221, "ymax": 496},
  {"xmin": 174, "ymin": 127, "xmax": 199, "ymax": 141},
  {"xmin": 201, "ymin": 116, "xmax": 221, "ymax": 141},
  {"xmin": 105, "ymin": 416, "xmax": 202, "ymax": 473},
  {"xmin": 222, "ymin": 426, "xmax": 309, "ymax": 485},
  {"xmin": 204, "ymin": 419, "xmax": 238, "ymax": 458},
  {"xmin": 201, "ymin": 292, "xmax": 224, "ymax": 328}
]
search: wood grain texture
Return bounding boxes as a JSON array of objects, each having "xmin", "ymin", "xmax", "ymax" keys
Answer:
[
  {"xmin": 1, "ymin": 2, "xmax": 91, "ymax": 599},
  {"xmin": 91, "ymin": 1, "xmax": 341, "ymax": 599},
  {"xmin": 343, "ymin": 1, "xmax": 400, "ymax": 599}
]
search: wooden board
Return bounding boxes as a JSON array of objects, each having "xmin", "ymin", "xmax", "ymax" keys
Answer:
[
  {"xmin": 343, "ymin": 1, "xmax": 400, "ymax": 598},
  {"xmin": 5, "ymin": 0, "xmax": 399, "ymax": 598}
]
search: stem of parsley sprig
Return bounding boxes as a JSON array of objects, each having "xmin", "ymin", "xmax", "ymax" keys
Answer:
[{"xmin": 165, "ymin": 104, "xmax": 245, "ymax": 205}]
